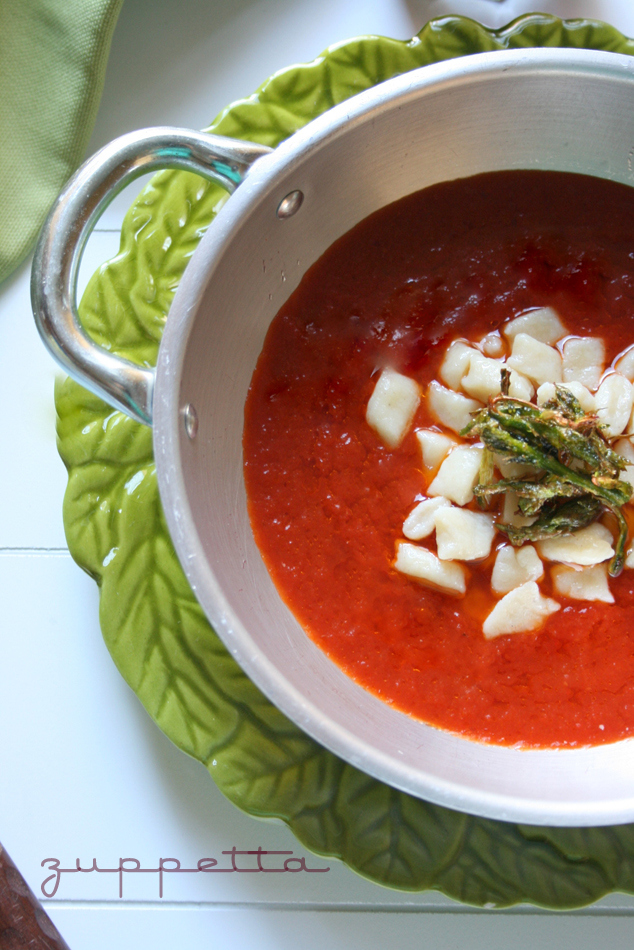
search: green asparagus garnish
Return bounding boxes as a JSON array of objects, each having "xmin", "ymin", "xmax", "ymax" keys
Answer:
[
  {"xmin": 474, "ymin": 447, "xmax": 496, "ymax": 510},
  {"xmin": 500, "ymin": 496, "xmax": 604, "ymax": 545},
  {"xmin": 475, "ymin": 475, "xmax": 586, "ymax": 516},
  {"xmin": 461, "ymin": 382, "xmax": 632, "ymax": 576}
]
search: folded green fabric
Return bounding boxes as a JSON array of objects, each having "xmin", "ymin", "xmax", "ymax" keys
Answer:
[{"xmin": 0, "ymin": 0, "xmax": 124, "ymax": 285}]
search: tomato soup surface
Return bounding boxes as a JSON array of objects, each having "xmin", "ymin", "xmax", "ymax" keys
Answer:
[{"xmin": 243, "ymin": 170, "xmax": 634, "ymax": 748}]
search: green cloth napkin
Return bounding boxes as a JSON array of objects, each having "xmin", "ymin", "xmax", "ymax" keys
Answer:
[{"xmin": 0, "ymin": 0, "xmax": 124, "ymax": 285}]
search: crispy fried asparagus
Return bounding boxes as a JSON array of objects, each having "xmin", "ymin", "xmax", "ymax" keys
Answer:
[{"xmin": 462, "ymin": 381, "xmax": 632, "ymax": 575}]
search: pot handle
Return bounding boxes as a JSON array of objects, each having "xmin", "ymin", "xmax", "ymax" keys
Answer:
[{"xmin": 31, "ymin": 128, "xmax": 273, "ymax": 426}]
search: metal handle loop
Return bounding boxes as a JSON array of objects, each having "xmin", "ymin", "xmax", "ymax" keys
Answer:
[{"xmin": 31, "ymin": 128, "xmax": 272, "ymax": 425}]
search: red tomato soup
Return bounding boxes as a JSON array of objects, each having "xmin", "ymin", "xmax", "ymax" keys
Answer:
[{"xmin": 243, "ymin": 170, "xmax": 634, "ymax": 748}]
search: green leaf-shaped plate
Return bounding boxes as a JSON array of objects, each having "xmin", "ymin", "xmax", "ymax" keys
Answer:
[{"xmin": 56, "ymin": 14, "xmax": 634, "ymax": 908}]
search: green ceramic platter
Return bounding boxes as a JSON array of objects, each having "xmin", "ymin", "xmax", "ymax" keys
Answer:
[{"xmin": 56, "ymin": 13, "xmax": 634, "ymax": 909}]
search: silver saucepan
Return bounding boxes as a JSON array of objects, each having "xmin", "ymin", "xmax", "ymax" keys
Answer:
[{"xmin": 31, "ymin": 48, "xmax": 634, "ymax": 826}]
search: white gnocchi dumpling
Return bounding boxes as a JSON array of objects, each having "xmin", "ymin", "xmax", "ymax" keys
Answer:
[
  {"xmin": 562, "ymin": 337, "xmax": 605, "ymax": 392},
  {"xmin": 536, "ymin": 381, "xmax": 596, "ymax": 413},
  {"xmin": 613, "ymin": 437, "xmax": 634, "ymax": 464},
  {"xmin": 439, "ymin": 341, "xmax": 473, "ymax": 390},
  {"xmin": 402, "ymin": 496, "xmax": 451, "ymax": 541},
  {"xmin": 459, "ymin": 351, "xmax": 503, "ymax": 402},
  {"xmin": 428, "ymin": 445, "xmax": 484, "ymax": 506},
  {"xmin": 366, "ymin": 367, "xmax": 420, "ymax": 447},
  {"xmin": 491, "ymin": 545, "xmax": 544, "ymax": 594},
  {"xmin": 483, "ymin": 581, "xmax": 560, "ymax": 639},
  {"xmin": 616, "ymin": 345, "xmax": 634, "ymax": 382},
  {"xmin": 595, "ymin": 373, "xmax": 633, "ymax": 437},
  {"xmin": 480, "ymin": 332, "xmax": 505, "ymax": 357},
  {"xmin": 551, "ymin": 564, "xmax": 614, "ymax": 603},
  {"xmin": 434, "ymin": 508, "xmax": 496, "ymax": 561},
  {"xmin": 394, "ymin": 542, "xmax": 466, "ymax": 595},
  {"xmin": 560, "ymin": 380, "xmax": 596, "ymax": 412},
  {"xmin": 506, "ymin": 333, "xmax": 563, "ymax": 386},
  {"xmin": 427, "ymin": 381, "xmax": 482, "ymax": 434},
  {"xmin": 416, "ymin": 429, "xmax": 456, "ymax": 470},
  {"xmin": 537, "ymin": 522, "xmax": 614, "ymax": 566},
  {"xmin": 502, "ymin": 307, "xmax": 567, "ymax": 345},
  {"xmin": 501, "ymin": 491, "xmax": 536, "ymax": 528},
  {"xmin": 461, "ymin": 351, "xmax": 533, "ymax": 403}
]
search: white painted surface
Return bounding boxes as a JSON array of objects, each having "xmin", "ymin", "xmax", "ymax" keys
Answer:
[{"xmin": 5, "ymin": 0, "xmax": 634, "ymax": 946}]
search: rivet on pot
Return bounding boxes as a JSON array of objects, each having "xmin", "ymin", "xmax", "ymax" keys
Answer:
[
  {"xmin": 182, "ymin": 403, "xmax": 198, "ymax": 440},
  {"xmin": 277, "ymin": 190, "xmax": 304, "ymax": 219}
]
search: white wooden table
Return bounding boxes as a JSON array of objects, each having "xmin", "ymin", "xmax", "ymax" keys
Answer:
[{"xmin": 4, "ymin": 1, "xmax": 634, "ymax": 946}]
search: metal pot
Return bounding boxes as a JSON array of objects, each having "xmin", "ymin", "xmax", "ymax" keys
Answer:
[{"xmin": 32, "ymin": 48, "xmax": 634, "ymax": 826}]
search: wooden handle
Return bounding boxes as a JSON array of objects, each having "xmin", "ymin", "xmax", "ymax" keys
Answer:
[{"xmin": 0, "ymin": 843, "xmax": 71, "ymax": 949}]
